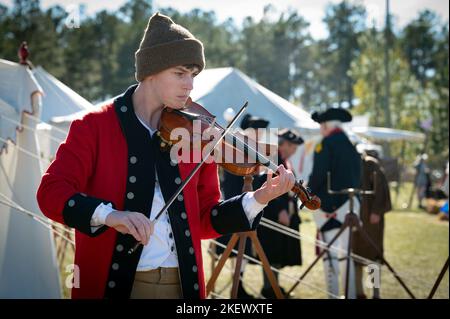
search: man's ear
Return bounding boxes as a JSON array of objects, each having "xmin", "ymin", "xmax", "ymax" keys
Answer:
[{"xmin": 146, "ymin": 75, "xmax": 155, "ymax": 82}]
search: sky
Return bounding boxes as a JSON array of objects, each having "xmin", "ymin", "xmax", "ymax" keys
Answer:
[{"xmin": 1, "ymin": 0, "xmax": 449, "ymax": 39}]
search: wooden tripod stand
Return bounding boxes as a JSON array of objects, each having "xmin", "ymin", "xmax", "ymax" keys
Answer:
[
  {"xmin": 285, "ymin": 172, "xmax": 416, "ymax": 299},
  {"xmin": 206, "ymin": 175, "xmax": 285, "ymax": 299},
  {"xmin": 207, "ymin": 230, "xmax": 285, "ymax": 299},
  {"xmin": 427, "ymin": 256, "xmax": 449, "ymax": 299}
]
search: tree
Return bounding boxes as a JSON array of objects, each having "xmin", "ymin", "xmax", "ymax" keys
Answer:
[
  {"xmin": 350, "ymin": 29, "xmax": 442, "ymax": 161},
  {"xmin": 427, "ymin": 24, "xmax": 449, "ymax": 159},
  {"xmin": 349, "ymin": 28, "xmax": 385, "ymax": 125},
  {"xmin": 322, "ymin": 1, "xmax": 366, "ymax": 108},
  {"xmin": 0, "ymin": 0, "xmax": 64, "ymax": 76},
  {"xmin": 0, "ymin": 0, "xmax": 446, "ymax": 163},
  {"xmin": 294, "ymin": 39, "xmax": 335, "ymax": 110},
  {"xmin": 240, "ymin": 6, "xmax": 310, "ymax": 99},
  {"xmin": 61, "ymin": 17, "xmax": 102, "ymax": 101},
  {"xmin": 160, "ymin": 8, "xmax": 243, "ymax": 70},
  {"xmin": 401, "ymin": 11, "xmax": 449, "ymax": 161},
  {"xmin": 113, "ymin": 0, "xmax": 154, "ymax": 94},
  {"xmin": 401, "ymin": 10, "xmax": 440, "ymax": 86}
]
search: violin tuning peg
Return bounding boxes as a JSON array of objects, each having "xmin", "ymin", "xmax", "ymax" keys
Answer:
[
  {"xmin": 156, "ymin": 131, "xmax": 161, "ymax": 136},
  {"xmin": 299, "ymin": 203, "xmax": 305, "ymax": 210},
  {"xmin": 160, "ymin": 142, "xmax": 166, "ymax": 148}
]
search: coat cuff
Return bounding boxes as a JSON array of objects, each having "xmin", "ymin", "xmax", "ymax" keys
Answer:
[
  {"xmin": 62, "ymin": 193, "xmax": 113, "ymax": 237},
  {"xmin": 211, "ymin": 193, "xmax": 264, "ymax": 235},
  {"xmin": 242, "ymin": 191, "xmax": 267, "ymax": 227}
]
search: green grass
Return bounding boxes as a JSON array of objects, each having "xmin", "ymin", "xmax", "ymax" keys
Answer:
[
  {"xmin": 203, "ymin": 183, "xmax": 449, "ymax": 299},
  {"xmin": 57, "ymin": 183, "xmax": 449, "ymax": 299},
  {"xmin": 203, "ymin": 210, "xmax": 448, "ymax": 299}
]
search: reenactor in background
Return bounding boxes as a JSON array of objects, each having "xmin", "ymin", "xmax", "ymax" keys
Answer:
[
  {"xmin": 353, "ymin": 149, "xmax": 392, "ymax": 299},
  {"xmin": 216, "ymin": 113, "xmax": 270, "ymax": 299},
  {"xmin": 308, "ymin": 108, "xmax": 361, "ymax": 299},
  {"xmin": 414, "ymin": 153, "xmax": 431, "ymax": 210},
  {"xmin": 256, "ymin": 128, "xmax": 304, "ymax": 298}
]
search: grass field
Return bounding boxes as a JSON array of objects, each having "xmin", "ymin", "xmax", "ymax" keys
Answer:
[
  {"xmin": 203, "ymin": 210, "xmax": 448, "ymax": 299},
  {"xmin": 203, "ymin": 182, "xmax": 449, "ymax": 299},
  {"xmin": 59, "ymin": 183, "xmax": 449, "ymax": 299}
]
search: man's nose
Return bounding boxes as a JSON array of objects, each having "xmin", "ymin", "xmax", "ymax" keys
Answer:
[{"xmin": 184, "ymin": 76, "xmax": 194, "ymax": 91}]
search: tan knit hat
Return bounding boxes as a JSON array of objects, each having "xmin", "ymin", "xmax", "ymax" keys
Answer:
[{"xmin": 135, "ymin": 12, "xmax": 205, "ymax": 82}]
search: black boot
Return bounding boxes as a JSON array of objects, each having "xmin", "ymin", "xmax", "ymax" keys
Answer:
[
  {"xmin": 261, "ymin": 286, "xmax": 293, "ymax": 299},
  {"xmin": 260, "ymin": 287, "xmax": 276, "ymax": 299},
  {"xmin": 237, "ymin": 281, "xmax": 254, "ymax": 299},
  {"xmin": 281, "ymin": 287, "xmax": 295, "ymax": 299}
]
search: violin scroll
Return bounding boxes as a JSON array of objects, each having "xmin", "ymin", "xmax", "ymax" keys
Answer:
[{"xmin": 292, "ymin": 181, "xmax": 321, "ymax": 210}]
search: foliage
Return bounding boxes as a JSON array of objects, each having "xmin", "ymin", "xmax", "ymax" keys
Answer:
[{"xmin": 0, "ymin": 0, "xmax": 447, "ymax": 162}]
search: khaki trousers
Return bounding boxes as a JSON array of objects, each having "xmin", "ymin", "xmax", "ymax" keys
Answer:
[{"xmin": 130, "ymin": 267, "xmax": 182, "ymax": 299}]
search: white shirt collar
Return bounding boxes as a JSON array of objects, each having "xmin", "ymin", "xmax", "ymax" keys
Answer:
[{"xmin": 136, "ymin": 115, "xmax": 156, "ymax": 136}]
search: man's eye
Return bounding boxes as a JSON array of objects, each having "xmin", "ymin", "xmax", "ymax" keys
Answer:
[{"xmin": 175, "ymin": 72, "xmax": 184, "ymax": 76}]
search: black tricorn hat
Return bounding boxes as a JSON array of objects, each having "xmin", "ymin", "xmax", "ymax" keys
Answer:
[
  {"xmin": 277, "ymin": 128, "xmax": 304, "ymax": 145},
  {"xmin": 240, "ymin": 114, "xmax": 269, "ymax": 130},
  {"xmin": 311, "ymin": 108, "xmax": 352, "ymax": 123}
]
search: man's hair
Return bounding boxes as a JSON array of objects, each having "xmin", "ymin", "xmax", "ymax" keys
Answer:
[
  {"xmin": 324, "ymin": 120, "xmax": 342, "ymax": 129},
  {"xmin": 365, "ymin": 149, "xmax": 380, "ymax": 159},
  {"xmin": 183, "ymin": 64, "xmax": 201, "ymax": 71}
]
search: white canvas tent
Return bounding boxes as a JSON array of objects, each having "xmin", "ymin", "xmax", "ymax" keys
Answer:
[
  {"xmin": 0, "ymin": 58, "xmax": 93, "ymax": 298},
  {"xmin": 351, "ymin": 126, "xmax": 426, "ymax": 142},
  {"xmin": 0, "ymin": 58, "xmax": 60, "ymax": 298},
  {"xmin": 191, "ymin": 67, "xmax": 319, "ymax": 133},
  {"xmin": 33, "ymin": 66, "xmax": 94, "ymax": 159},
  {"xmin": 190, "ymin": 67, "xmax": 320, "ymax": 181},
  {"xmin": 33, "ymin": 66, "xmax": 94, "ymax": 123}
]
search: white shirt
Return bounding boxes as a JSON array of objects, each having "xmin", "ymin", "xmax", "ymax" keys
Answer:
[{"xmin": 91, "ymin": 116, "xmax": 266, "ymax": 271}]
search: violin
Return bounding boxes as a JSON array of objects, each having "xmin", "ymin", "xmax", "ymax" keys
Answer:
[
  {"xmin": 129, "ymin": 99, "xmax": 320, "ymax": 255},
  {"xmin": 157, "ymin": 98, "xmax": 321, "ymax": 211}
]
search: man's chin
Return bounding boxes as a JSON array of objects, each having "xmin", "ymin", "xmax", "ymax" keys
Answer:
[{"xmin": 165, "ymin": 102, "xmax": 185, "ymax": 109}]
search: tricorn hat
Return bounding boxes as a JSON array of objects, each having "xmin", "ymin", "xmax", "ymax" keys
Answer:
[{"xmin": 311, "ymin": 108, "xmax": 352, "ymax": 123}]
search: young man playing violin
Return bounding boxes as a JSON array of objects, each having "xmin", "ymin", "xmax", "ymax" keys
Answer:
[{"xmin": 37, "ymin": 12, "xmax": 295, "ymax": 299}]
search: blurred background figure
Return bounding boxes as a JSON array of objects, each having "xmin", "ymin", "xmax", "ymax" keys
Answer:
[
  {"xmin": 438, "ymin": 161, "xmax": 449, "ymax": 221},
  {"xmin": 443, "ymin": 162, "xmax": 449, "ymax": 197},
  {"xmin": 216, "ymin": 113, "xmax": 270, "ymax": 299},
  {"xmin": 414, "ymin": 153, "xmax": 431, "ymax": 210},
  {"xmin": 353, "ymin": 149, "xmax": 392, "ymax": 299},
  {"xmin": 256, "ymin": 128, "xmax": 304, "ymax": 298},
  {"xmin": 308, "ymin": 108, "xmax": 361, "ymax": 299}
]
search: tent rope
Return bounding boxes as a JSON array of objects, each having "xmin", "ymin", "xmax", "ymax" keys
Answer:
[
  {"xmin": 0, "ymin": 113, "xmax": 66, "ymax": 144},
  {"xmin": 24, "ymin": 113, "xmax": 71, "ymax": 135},
  {"xmin": 0, "ymin": 197, "xmax": 75, "ymax": 246},
  {"xmin": 209, "ymin": 239, "xmax": 341, "ymax": 298},
  {"xmin": 0, "ymin": 192, "xmax": 73, "ymax": 236},
  {"xmin": 0, "ymin": 136, "xmax": 52, "ymax": 164}
]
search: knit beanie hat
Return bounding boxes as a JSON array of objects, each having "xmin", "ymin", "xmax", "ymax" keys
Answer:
[{"xmin": 135, "ymin": 12, "xmax": 205, "ymax": 82}]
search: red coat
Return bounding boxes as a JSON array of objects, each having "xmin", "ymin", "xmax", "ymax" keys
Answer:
[{"xmin": 37, "ymin": 101, "xmax": 232, "ymax": 299}]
